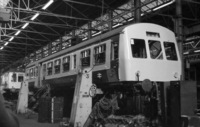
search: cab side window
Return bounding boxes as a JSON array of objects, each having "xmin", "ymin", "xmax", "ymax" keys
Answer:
[{"xmin": 164, "ymin": 42, "xmax": 178, "ymax": 61}]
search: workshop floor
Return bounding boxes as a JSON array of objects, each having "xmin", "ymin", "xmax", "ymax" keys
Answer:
[{"xmin": 17, "ymin": 114, "xmax": 59, "ymax": 127}]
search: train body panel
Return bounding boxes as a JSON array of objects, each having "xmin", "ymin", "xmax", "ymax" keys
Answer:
[{"xmin": 119, "ymin": 23, "xmax": 181, "ymax": 82}]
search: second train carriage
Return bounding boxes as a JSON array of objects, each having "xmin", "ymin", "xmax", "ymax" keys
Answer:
[{"xmin": 25, "ymin": 23, "xmax": 182, "ymax": 126}]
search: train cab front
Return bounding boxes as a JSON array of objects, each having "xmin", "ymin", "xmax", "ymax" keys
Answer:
[{"xmin": 118, "ymin": 23, "xmax": 181, "ymax": 83}]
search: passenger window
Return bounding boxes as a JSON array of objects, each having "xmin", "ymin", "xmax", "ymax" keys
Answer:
[
  {"xmin": 81, "ymin": 49, "xmax": 90, "ymax": 67},
  {"xmin": 47, "ymin": 62, "xmax": 53, "ymax": 75},
  {"xmin": 43, "ymin": 64, "xmax": 46, "ymax": 76},
  {"xmin": 63, "ymin": 56, "xmax": 70, "ymax": 72},
  {"xmin": 18, "ymin": 75, "xmax": 24, "ymax": 82},
  {"xmin": 148, "ymin": 40, "xmax": 163, "ymax": 59},
  {"xmin": 11, "ymin": 73, "xmax": 17, "ymax": 82},
  {"xmin": 30, "ymin": 69, "xmax": 33, "ymax": 78},
  {"xmin": 164, "ymin": 42, "xmax": 178, "ymax": 60},
  {"xmin": 26, "ymin": 70, "xmax": 29, "ymax": 77},
  {"xmin": 73, "ymin": 55, "xmax": 76, "ymax": 69},
  {"xmin": 54, "ymin": 59, "xmax": 61, "ymax": 74},
  {"xmin": 131, "ymin": 39, "xmax": 147, "ymax": 58},
  {"xmin": 111, "ymin": 42, "xmax": 118, "ymax": 60},
  {"xmin": 35, "ymin": 67, "xmax": 38, "ymax": 76},
  {"xmin": 33, "ymin": 67, "xmax": 35, "ymax": 77},
  {"xmin": 29, "ymin": 69, "xmax": 31, "ymax": 79},
  {"xmin": 94, "ymin": 44, "xmax": 106, "ymax": 64}
]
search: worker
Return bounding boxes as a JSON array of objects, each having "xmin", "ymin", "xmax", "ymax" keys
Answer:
[{"xmin": 0, "ymin": 91, "xmax": 19, "ymax": 127}]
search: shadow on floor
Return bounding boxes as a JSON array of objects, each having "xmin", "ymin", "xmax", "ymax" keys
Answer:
[{"xmin": 17, "ymin": 114, "xmax": 59, "ymax": 127}]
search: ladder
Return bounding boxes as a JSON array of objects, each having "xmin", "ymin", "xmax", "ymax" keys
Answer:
[{"xmin": 70, "ymin": 68, "xmax": 93, "ymax": 127}]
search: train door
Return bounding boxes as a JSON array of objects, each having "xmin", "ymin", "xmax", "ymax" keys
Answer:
[{"xmin": 111, "ymin": 35, "xmax": 119, "ymax": 69}]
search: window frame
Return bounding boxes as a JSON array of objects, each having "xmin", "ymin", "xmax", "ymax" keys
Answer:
[
  {"xmin": 63, "ymin": 56, "xmax": 70, "ymax": 72},
  {"xmin": 164, "ymin": 42, "xmax": 178, "ymax": 61},
  {"xmin": 148, "ymin": 40, "xmax": 163, "ymax": 60},
  {"xmin": 18, "ymin": 75, "xmax": 24, "ymax": 82},
  {"xmin": 43, "ymin": 64, "xmax": 46, "ymax": 76},
  {"xmin": 54, "ymin": 59, "xmax": 61, "ymax": 74},
  {"xmin": 81, "ymin": 49, "xmax": 91, "ymax": 67},
  {"xmin": 94, "ymin": 44, "xmax": 106, "ymax": 65},
  {"xmin": 47, "ymin": 62, "xmax": 53, "ymax": 75},
  {"xmin": 130, "ymin": 38, "xmax": 147, "ymax": 59},
  {"xmin": 73, "ymin": 54, "xmax": 77, "ymax": 69}
]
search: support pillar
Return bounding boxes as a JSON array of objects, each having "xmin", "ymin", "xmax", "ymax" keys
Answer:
[
  {"xmin": 134, "ymin": 0, "xmax": 141, "ymax": 23},
  {"xmin": 88, "ymin": 22, "xmax": 92, "ymax": 39},
  {"xmin": 108, "ymin": 10, "xmax": 113, "ymax": 31},
  {"xmin": 176, "ymin": 0, "xmax": 184, "ymax": 80}
]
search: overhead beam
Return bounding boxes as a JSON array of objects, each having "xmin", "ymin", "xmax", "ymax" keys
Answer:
[
  {"xmin": 11, "ymin": 19, "xmax": 74, "ymax": 29},
  {"xmin": 0, "ymin": 40, "xmax": 42, "ymax": 46},
  {"xmin": 1, "ymin": 35, "xmax": 48, "ymax": 42},
  {"xmin": 63, "ymin": 0, "xmax": 129, "ymax": 12},
  {"xmin": 7, "ymin": 7, "xmax": 94, "ymax": 21},
  {"xmin": 0, "ymin": 27, "xmax": 59, "ymax": 36}
]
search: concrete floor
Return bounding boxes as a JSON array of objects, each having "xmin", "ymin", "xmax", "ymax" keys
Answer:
[{"xmin": 17, "ymin": 114, "xmax": 59, "ymax": 127}]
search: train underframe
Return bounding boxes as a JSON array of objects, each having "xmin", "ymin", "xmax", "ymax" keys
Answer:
[
  {"xmin": 83, "ymin": 81, "xmax": 181, "ymax": 127},
  {"xmin": 46, "ymin": 79, "xmax": 181, "ymax": 127}
]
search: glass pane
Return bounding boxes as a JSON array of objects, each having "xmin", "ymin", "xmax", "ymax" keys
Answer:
[
  {"xmin": 63, "ymin": 56, "xmax": 70, "ymax": 72},
  {"xmin": 81, "ymin": 49, "xmax": 90, "ymax": 67},
  {"xmin": 164, "ymin": 42, "xmax": 178, "ymax": 61},
  {"xmin": 73, "ymin": 55, "xmax": 76, "ymax": 69},
  {"xmin": 94, "ymin": 44, "xmax": 106, "ymax": 64},
  {"xmin": 148, "ymin": 40, "xmax": 163, "ymax": 59},
  {"xmin": 43, "ymin": 64, "xmax": 46, "ymax": 76},
  {"xmin": 18, "ymin": 76, "xmax": 24, "ymax": 82},
  {"xmin": 12, "ymin": 73, "xmax": 17, "ymax": 82},
  {"xmin": 131, "ymin": 39, "xmax": 147, "ymax": 58}
]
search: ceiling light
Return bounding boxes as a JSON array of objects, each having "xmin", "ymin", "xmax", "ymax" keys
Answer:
[
  {"xmin": 183, "ymin": 52, "xmax": 189, "ymax": 55},
  {"xmin": 0, "ymin": 47, "xmax": 3, "ymax": 50},
  {"xmin": 4, "ymin": 42, "xmax": 9, "ymax": 46},
  {"xmin": 92, "ymin": 31, "xmax": 102, "ymax": 36},
  {"xmin": 22, "ymin": 23, "xmax": 29, "ymax": 29},
  {"xmin": 31, "ymin": 13, "xmax": 39, "ymax": 21},
  {"xmin": 42, "ymin": 0, "xmax": 54, "ymax": 10},
  {"xmin": 128, "ymin": 18, "xmax": 134, "ymax": 21},
  {"xmin": 112, "ymin": 23, "xmax": 122, "ymax": 28},
  {"xmin": 194, "ymin": 50, "xmax": 200, "ymax": 53},
  {"xmin": 153, "ymin": 0, "xmax": 175, "ymax": 11},
  {"xmin": 9, "ymin": 37, "xmax": 14, "ymax": 41},
  {"xmin": 82, "ymin": 38, "xmax": 88, "ymax": 41},
  {"xmin": 15, "ymin": 30, "xmax": 21, "ymax": 35}
]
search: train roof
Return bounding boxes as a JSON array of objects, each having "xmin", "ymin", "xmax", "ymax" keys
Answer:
[{"xmin": 26, "ymin": 24, "xmax": 128, "ymax": 68}]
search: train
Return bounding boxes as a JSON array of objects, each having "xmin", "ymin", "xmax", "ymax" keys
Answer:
[
  {"xmin": 0, "ymin": 70, "xmax": 25, "ymax": 90},
  {"xmin": 25, "ymin": 23, "xmax": 182, "ymax": 126}
]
